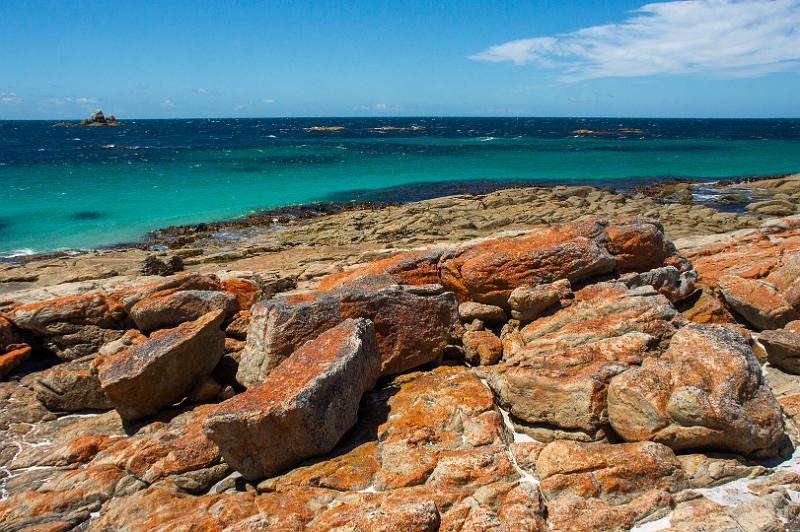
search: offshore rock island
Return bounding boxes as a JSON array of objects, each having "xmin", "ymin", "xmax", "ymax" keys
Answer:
[
  {"xmin": 1, "ymin": 174, "xmax": 800, "ymax": 530},
  {"xmin": 53, "ymin": 109, "xmax": 123, "ymax": 127}
]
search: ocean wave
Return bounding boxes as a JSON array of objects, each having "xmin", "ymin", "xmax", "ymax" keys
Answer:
[
  {"xmin": 1, "ymin": 248, "xmax": 35, "ymax": 258},
  {"xmin": 477, "ymin": 136, "xmax": 497, "ymax": 142}
]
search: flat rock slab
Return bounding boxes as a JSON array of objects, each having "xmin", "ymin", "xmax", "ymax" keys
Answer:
[
  {"xmin": 608, "ymin": 323, "xmax": 786, "ymax": 457},
  {"xmin": 98, "ymin": 310, "xmax": 225, "ymax": 421},
  {"xmin": 204, "ymin": 318, "xmax": 380, "ymax": 481},
  {"xmin": 760, "ymin": 328, "xmax": 800, "ymax": 374}
]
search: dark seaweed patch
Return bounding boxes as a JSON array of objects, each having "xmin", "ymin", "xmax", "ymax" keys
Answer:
[{"xmin": 70, "ymin": 211, "xmax": 106, "ymax": 221}]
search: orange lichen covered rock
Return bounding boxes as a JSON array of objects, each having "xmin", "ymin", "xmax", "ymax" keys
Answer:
[
  {"xmin": 462, "ymin": 330, "xmax": 503, "ymax": 366},
  {"xmin": 608, "ymin": 324, "xmax": 785, "ymax": 457},
  {"xmin": 32, "ymin": 354, "xmax": 112, "ymax": 411},
  {"xmin": 204, "ymin": 318, "xmax": 380, "ymax": 480},
  {"xmin": 717, "ymin": 274, "xmax": 798, "ymax": 330},
  {"xmin": 98, "ymin": 310, "xmax": 225, "ymax": 421},
  {"xmin": 237, "ymin": 284, "xmax": 457, "ymax": 386},
  {"xmin": 0, "ymin": 343, "xmax": 31, "ymax": 379},
  {"xmin": 317, "ymin": 249, "xmax": 445, "ymax": 290}
]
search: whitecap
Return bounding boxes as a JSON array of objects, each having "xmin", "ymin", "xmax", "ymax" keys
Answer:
[{"xmin": 2, "ymin": 248, "xmax": 35, "ymax": 258}]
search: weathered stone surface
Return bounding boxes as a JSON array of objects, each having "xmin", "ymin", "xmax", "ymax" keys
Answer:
[
  {"xmin": 677, "ymin": 453, "xmax": 770, "ymax": 488},
  {"xmin": 438, "ymin": 219, "xmax": 617, "ymax": 306},
  {"xmin": 459, "ymin": 301, "xmax": 507, "ymax": 323},
  {"xmin": 717, "ymin": 274, "xmax": 799, "ymax": 330},
  {"xmin": 667, "ymin": 494, "xmax": 792, "ymax": 532},
  {"xmin": 128, "ymin": 289, "xmax": 238, "ymax": 332},
  {"xmin": 489, "ymin": 282, "xmax": 680, "ymax": 441},
  {"xmin": 0, "ymin": 315, "xmax": 22, "ymax": 350},
  {"xmin": 508, "ymin": 279, "xmax": 571, "ymax": 321},
  {"xmin": 98, "ymin": 310, "xmax": 225, "ymax": 421},
  {"xmin": 317, "ymin": 248, "xmax": 446, "ymax": 290},
  {"xmin": 462, "ymin": 330, "xmax": 503, "ymax": 366},
  {"xmin": 31, "ymin": 354, "xmax": 113, "ymax": 411},
  {"xmin": 373, "ymin": 366, "xmax": 510, "ymax": 490},
  {"xmin": 682, "ymin": 289, "xmax": 736, "ymax": 324},
  {"xmin": 621, "ymin": 265, "xmax": 697, "ymax": 303},
  {"xmin": 760, "ymin": 328, "xmax": 800, "ymax": 374},
  {"xmin": 0, "ymin": 344, "xmax": 31, "ymax": 379},
  {"xmin": 8, "ymin": 292, "xmax": 130, "ymax": 360},
  {"xmin": 536, "ymin": 440, "xmax": 686, "ymax": 504},
  {"xmin": 224, "ymin": 310, "xmax": 250, "ymax": 339},
  {"xmin": 204, "ymin": 318, "xmax": 380, "ymax": 480},
  {"xmin": 545, "ymin": 490, "xmax": 673, "ymax": 532},
  {"xmin": 490, "ymin": 332, "xmax": 657, "ymax": 441},
  {"xmin": 237, "ymin": 283, "xmax": 457, "ymax": 386},
  {"xmin": 608, "ymin": 324, "xmax": 786, "ymax": 457}
]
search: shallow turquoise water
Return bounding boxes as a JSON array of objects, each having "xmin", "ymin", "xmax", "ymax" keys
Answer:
[{"xmin": 1, "ymin": 117, "xmax": 799, "ymax": 255}]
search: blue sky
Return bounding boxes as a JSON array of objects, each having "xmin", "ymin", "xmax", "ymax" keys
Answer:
[{"xmin": 1, "ymin": 0, "xmax": 799, "ymax": 118}]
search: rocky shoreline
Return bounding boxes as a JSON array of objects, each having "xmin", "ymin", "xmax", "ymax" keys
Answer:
[{"xmin": 1, "ymin": 174, "xmax": 800, "ymax": 530}]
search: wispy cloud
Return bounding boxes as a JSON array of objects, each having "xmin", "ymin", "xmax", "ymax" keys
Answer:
[
  {"xmin": 160, "ymin": 99, "xmax": 176, "ymax": 108},
  {"xmin": 64, "ymin": 96, "xmax": 96, "ymax": 104},
  {"xmin": 234, "ymin": 104, "xmax": 246, "ymax": 110},
  {"xmin": 194, "ymin": 87, "xmax": 208, "ymax": 94},
  {"xmin": 0, "ymin": 92, "xmax": 21, "ymax": 104},
  {"xmin": 262, "ymin": 98, "xmax": 275, "ymax": 104},
  {"xmin": 470, "ymin": 0, "xmax": 800, "ymax": 81}
]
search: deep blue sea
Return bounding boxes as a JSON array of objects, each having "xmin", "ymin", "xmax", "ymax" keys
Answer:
[{"xmin": 1, "ymin": 117, "xmax": 800, "ymax": 256}]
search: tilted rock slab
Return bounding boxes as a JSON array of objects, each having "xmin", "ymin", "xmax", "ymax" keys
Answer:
[
  {"xmin": 237, "ymin": 280, "xmax": 457, "ymax": 387},
  {"xmin": 760, "ymin": 328, "xmax": 800, "ymax": 374},
  {"xmin": 717, "ymin": 274, "xmax": 799, "ymax": 331},
  {"xmin": 98, "ymin": 310, "xmax": 225, "ymax": 421},
  {"xmin": 204, "ymin": 318, "xmax": 380, "ymax": 481},
  {"xmin": 608, "ymin": 323, "xmax": 786, "ymax": 457},
  {"xmin": 30, "ymin": 354, "xmax": 113, "ymax": 412}
]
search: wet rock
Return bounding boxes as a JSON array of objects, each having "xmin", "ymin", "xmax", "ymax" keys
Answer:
[
  {"xmin": 237, "ymin": 282, "xmax": 457, "ymax": 386},
  {"xmin": 458, "ymin": 301, "xmax": 507, "ymax": 323},
  {"xmin": 31, "ymin": 354, "xmax": 113, "ymax": 411},
  {"xmin": 608, "ymin": 324, "xmax": 786, "ymax": 457},
  {"xmin": 98, "ymin": 310, "xmax": 225, "ymax": 421},
  {"xmin": 128, "ymin": 289, "xmax": 238, "ymax": 333},
  {"xmin": 760, "ymin": 328, "xmax": 800, "ymax": 374},
  {"xmin": 507, "ymin": 279, "xmax": 571, "ymax": 321},
  {"xmin": 462, "ymin": 330, "xmax": 502, "ymax": 366},
  {"xmin": 204, "ymin": 318, "xmax": 380, "ymax": 480},
  {"xmin": 717, "ymin": 274, "xmax": 799, "ymax": 330}
]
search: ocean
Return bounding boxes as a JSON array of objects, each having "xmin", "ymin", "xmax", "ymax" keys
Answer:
[{"xmin": 1, "ymin": 117, "xmax": 799, "ymax": 256}]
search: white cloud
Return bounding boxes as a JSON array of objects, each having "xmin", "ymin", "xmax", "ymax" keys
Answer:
[
  {"xmin": 234, "ymin": 104, "xmax": 246, "ymax": 110},
  {"xmin": 470, "ymin": 0, "xmax": 800, "ymax": 81},
  {"xmin": 160, "ymin": 99, "xmax": 176, "ymax": 108},
  {"xmin": 194, "ymin": 87, "xmax": 208, "ymax": 94},
  {"xmin": 0, "ymin": 92, "xmax": 21, "ymax": 104},
  {"xmin": 64, "ymin": 96, "xmax": 96, "ymax": 104},
  {"xmin": 262, "ymin": 98, "xmax": 275, "ymax": 104}
]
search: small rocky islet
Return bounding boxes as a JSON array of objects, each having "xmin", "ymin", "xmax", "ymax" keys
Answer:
[
  {"xmin": 1, "ymin": 176, "xmax": 800, "ymax": 530},
  {"xmin": 53, "ymin": 109, "xmax": 123, "ymax": 127}
]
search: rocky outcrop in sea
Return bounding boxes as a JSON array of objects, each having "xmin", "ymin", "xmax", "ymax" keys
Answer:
[{"xmin": 2, "ymin": 209, "xmax": 800, "ymax": 530}]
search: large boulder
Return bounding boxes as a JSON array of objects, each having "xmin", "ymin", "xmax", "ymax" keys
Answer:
[
  {"xmin": 204, "ymin": 318, "xmax": 381, "ymax": 480},
  {"xmin": 760, "ymin": 328, "xmax": 800, "ymax": 374},
  {"xmin": 534, "ymin": 440, "xmax": 686, "ymax": 532},
  {"xmin": 608, "ymin": 324, "xmax": 786, "ymax": 457},
  {"xmin": 717, "ymin": 274, "xmax": 799, "ymax": 330},
  {"xmin": 490, "ymin": 282, "xmax": 681, "ymax": 441},
  {"xmin": 438, "ymin": 217, "xmax": 688, "ymax": 306},
  {"xmin": 237, "ymin": 281, "xmax": 458, "ymax": 387},
  {"xmin": 317, "ymin": 249, "xmax": 446, "ymax": 290},
  {"xmin": 97, "ymin": 310, "xmax": 225, "ymax": 421},
  {"xmin": 127, "ymin": 290, "xmax": 238, "ymax": 333},
  {"xmin": 30, "ymin": 354, "xmax": 113, "ymax": 411},
  {"xmin": 8, "ymin": 293, "xmax": 130, "ymax": 360}
]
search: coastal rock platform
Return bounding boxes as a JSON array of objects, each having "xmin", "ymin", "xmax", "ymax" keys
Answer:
[{"xmin": 1, "ymin": 180, "xmax": 800, "ymax": 529}]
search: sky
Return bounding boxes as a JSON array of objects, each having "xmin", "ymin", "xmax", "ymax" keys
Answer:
[{"xmin": 1, "ymin": 0, "xmax": 799, "ymax": 119}]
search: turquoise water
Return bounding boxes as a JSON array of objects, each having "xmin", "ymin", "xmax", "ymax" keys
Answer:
[{"xmin": 1, "ymin": 117, "xmax": 799, "ymax": 256}]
